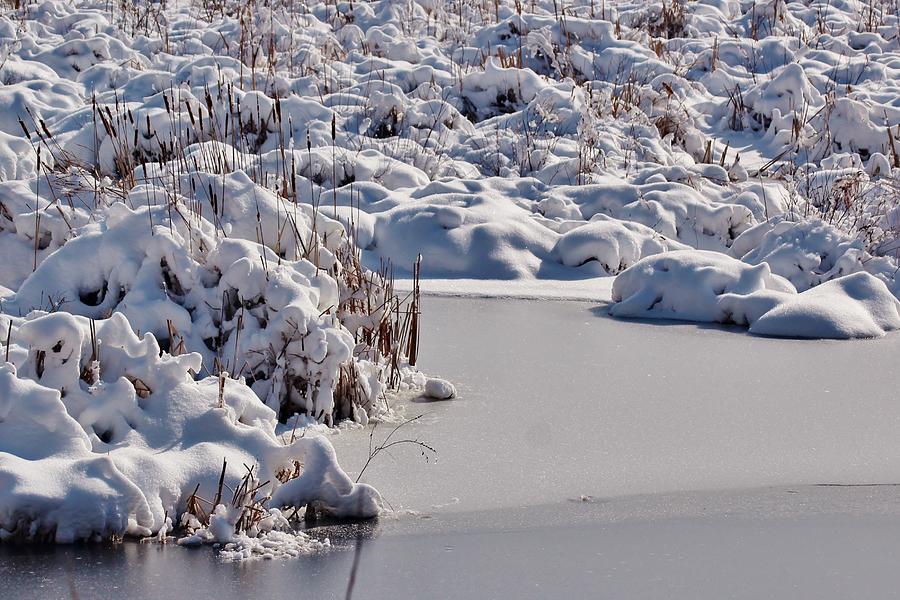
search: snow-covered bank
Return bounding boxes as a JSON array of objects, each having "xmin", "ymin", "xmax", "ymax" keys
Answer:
[
  {"xmin": 395, "ymin": 277, "xmax": 615, "ymax": 302},
  {"xmin": 0, "ymin": 310, "xmax": 382, "ymax": 543}
]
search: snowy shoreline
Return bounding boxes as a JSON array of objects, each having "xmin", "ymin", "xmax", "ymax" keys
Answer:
[{"xmin": 395, "ymin": 277, "xmax": 615, "ymax": 302}]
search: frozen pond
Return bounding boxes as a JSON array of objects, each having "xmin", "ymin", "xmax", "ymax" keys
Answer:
[
  {"xmin": 4, "ymin": 294, "xmax": 900, "ymax": 599},
  {"xmin": 341, "ymin": 294, "xmax": 900, "ymax": 510}
]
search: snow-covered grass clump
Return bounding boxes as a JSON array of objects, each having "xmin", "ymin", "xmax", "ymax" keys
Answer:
[
  {"xmin": 4, "ymin": 197, "xmax": 419, "ymax": 425},
  {"xmin": 750, "ymin": 273, "xmax": 900, "ymax": 339},
  {"xmin": 0, "ymin": 173, "xmax": 422, "ymax": 545},
  {"xmin": 610, "ymin": 251, "xmax": 900, "ymax": 339},
  {"xmin": 0, "ymin": 311, "xmax": 380, "ymax": 544},
  {"xmin": 610, "ymin": 250, "xmax": 796, "ymax": 323}
]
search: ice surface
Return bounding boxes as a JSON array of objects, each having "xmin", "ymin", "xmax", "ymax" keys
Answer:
[{"xmin": 335, "ymin": 296, "xmax": 900, "ymax": 512}]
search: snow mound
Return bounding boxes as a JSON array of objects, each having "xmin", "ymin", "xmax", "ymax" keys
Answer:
[
  {"xmin": 750, "ymin": 273, "xmax": 900, "ymax": 339},
  {"xmin": 740, "ymin": 63, "xmax": 822, "ymax": 131},
  {"xmin": 424, "ymin": 378, "xmax": 456, "ymax": 400},
  {"xmin": 370, "ymin": 177, "xmax": 758, "ymax": 279},
  {"xmin": 609, "ymin": 250, "xmax": 795, "ymax": 323},
  {"xmin": 732, "ymin": 217, "xmax": 867, "ymax": 291},
  {"xmin": 611, "ymin": 251, "xmax": 900, "ymax": 339},
  {"xmin": 553, "ymin": 216, "xmax": 686, "ymax": 275},
  {"xmin": 555, "ymin": 178, "xmax": 755, "ymax": 252},
  {"xmin": 0, "ymin": 311, "xmax": 380, "ymax": 543},
  {"xmin": 372, "ymin": 178, "xmax": 558, "ymax": 279}
]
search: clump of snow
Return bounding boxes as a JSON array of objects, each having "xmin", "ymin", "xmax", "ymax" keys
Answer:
[
  {"xmin": 177, "ymin": 504, "xmax": 332, "ymax": 562},
  {"xmin": 731, "ymin": 217, "xmax": 870, "ymax": 292},
  {"xmin": 553, "ymin": 216, "xmax": 686, "ymax": 275},
  {"xmin": 424, "ymin": 378, "xmax": 456, "ymax": 400},
  {"xmin": 610, "ymin": 250, "xmax": 795, "ymax": 323},
  {"xmin": 736, "ymin": 63, "xmax": 822, "ymax": 133},
  {"xmin": 610, "ymin": 251, "xmax": 900, "ymax": 339},
  {"xmin": 750, "ymin": 273, "xmax": 900, "ymax": 339},
  {"xmin": 460, "ymin": 58, "xmax": 548, "ymax": 122},
  {"xmin": 815, "ymin": 98, "xmax": 890, "ymax": 162},
  {"xmin": 217, "ymin": 529, "xmax": 332, "ymax": 562}
]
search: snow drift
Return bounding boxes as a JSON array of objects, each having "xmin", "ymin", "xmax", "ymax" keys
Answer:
[
  {"xmin": 610, "ymin": 251, "xmax": 900, "ymax": 339},
  {"xmin": 0, "ymin": 311, "xmax": 380, "ymax": 543}
]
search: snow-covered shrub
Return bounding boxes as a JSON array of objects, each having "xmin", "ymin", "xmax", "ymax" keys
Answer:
[
  {"xmin": 732, "ymin": 63, "xmax": 822, "ymax": 133},
  {"xmin": 610, "ymin": 250, "xmax": 900, "ymax": 338},
  {"xmin": 731, "ymin": 217, "xmax": 869, "ymax": 291},
  {"xmin": 553, "ymin": 215, "xmax": 685, "ymax": 274},
  {"xmin": 808, "ymin": 97, "xmax": 892, "ymax": 163},
  {"xmin": 459, "ymin": 58, "xmax": 548, "ymax": 122},
  {"xmin": 0, "ymin": 311, "xmax": 380, "ymax": 543},
  {"xmin": 6, "ymin": 193, "xmax": 418, "ymax": 427},
  {"xmin": 749, "ymin": 272, "xmax": 900, "ymax": 339},
  {"xmin": 610, "ymin": 249, "xmax": 796, "ymax": 323}
]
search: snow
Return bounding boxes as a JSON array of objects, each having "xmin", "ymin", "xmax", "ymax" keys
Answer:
[
  {"xmin": 739, "ymin": 63, "xmax": 822, "ymax": 132},
  {"xmin": 0, "ymin": 311, "xmax": 382, "ymax": 543},
  {"xmin": 609, "ymin": 249, "xmax": 795, "ymax": 323},
  {"xmin": 732, "ymin": 217, "xmax": 874, "ymax": 292},
  {"xmin": 610, "ymin": 250, "xmax": 900, "ymax": 338},
  {"xmin": 750, "ymin": 272, "xmax": 900, "ymax": 339},
  {"xmin": 0, "ymin": 0, "xmax": 895, "ymax": 299},
  {"xmin": 3, "ymin": 0, "xmax": 900, "ymax": 555},
  {"xmin": 424, "ymin": 378, "xmax": 456, "ymax": 400},
  {"xmin": 217, "ymin": 528, "xmax": 331, "ymax": 561},
  {"xmin": 553, "ymin": 215, "xmax": 685, "ymax": 274}
]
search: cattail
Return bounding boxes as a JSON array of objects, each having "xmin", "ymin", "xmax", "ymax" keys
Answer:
[{"xmin": 218, "ymin": 370, "xmax": 228, "ymax": 408}]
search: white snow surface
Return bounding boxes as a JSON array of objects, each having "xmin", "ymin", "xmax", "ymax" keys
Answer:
[
  {"xmin": 5, "ymin": 0, "xmax": 900, "ymax": 545},
  {"xmin": 0, "ymin": 0, "xmax": 898, "ymax": 333}
]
